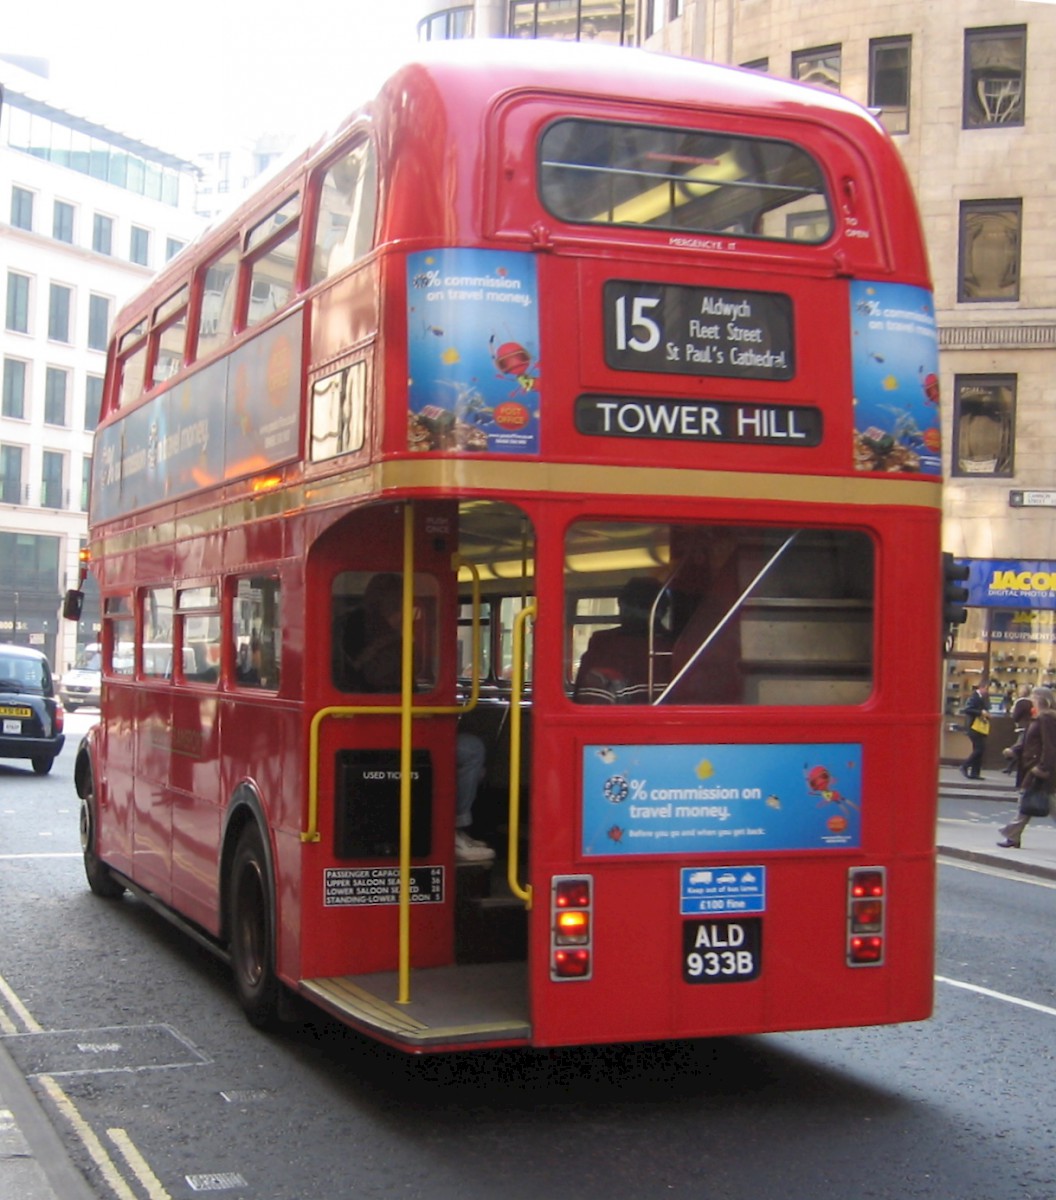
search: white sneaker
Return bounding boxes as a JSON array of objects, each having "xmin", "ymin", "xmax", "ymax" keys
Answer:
[
  {"xmin": 455, "ymin": 829, "xmax": 495, "ymax": 864},
  {"xmin": 458, "ymin": 831, "xmax": 489, "ymax": 848}
]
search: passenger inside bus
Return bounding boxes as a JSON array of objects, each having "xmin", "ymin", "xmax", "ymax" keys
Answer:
[{"xmin": 573, "ymin": 577, "xmax": 672, "ymax": 704}]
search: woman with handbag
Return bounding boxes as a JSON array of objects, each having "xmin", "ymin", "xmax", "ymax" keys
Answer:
[
  {"xmin": 960, "ymin": 678, "xmax": 994, "ymax": 780},
  {"xmin": 997, "ymin": 687, "xmax": 1056, "ymax": 849}
]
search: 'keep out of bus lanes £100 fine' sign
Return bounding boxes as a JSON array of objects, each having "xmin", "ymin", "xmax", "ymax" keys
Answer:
[{"xmin": 581, "ymin": 742, "xmax": 862, "ymax": 856}]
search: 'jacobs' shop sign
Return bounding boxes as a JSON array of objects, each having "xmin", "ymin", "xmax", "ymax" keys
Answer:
[
  {"xmin": 964, "ymin": 559, "xmax": 1056, "ymax": 610},
  {"xmin": 575, "ymin": 395, "xmax": 822, "ymax": 447}
]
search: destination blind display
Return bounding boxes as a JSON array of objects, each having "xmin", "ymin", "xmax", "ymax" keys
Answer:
[
  {"xmin": 604, "ymin": 280, "xmax": 794, "ymax": 381},
  {"xmin": 575, "ymin": 395, "xmax": 821, "ymax": 447}
]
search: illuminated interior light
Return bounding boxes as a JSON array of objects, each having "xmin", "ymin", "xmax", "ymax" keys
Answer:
[{"xmin": 598, "ymin": 153, "xmax": 744, "ymax": 225}]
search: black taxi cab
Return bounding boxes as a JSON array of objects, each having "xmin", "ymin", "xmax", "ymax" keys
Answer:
[{"xmin": 0, "ymin": 643, "xmax": 65, "ymax": 775}]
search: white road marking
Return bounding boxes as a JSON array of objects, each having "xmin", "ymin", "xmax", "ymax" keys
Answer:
[{"xmin": 936, "ymin": 975, "xmax": 1056, "ymax": 1019}]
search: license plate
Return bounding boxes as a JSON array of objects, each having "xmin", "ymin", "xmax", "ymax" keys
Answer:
[
  {"xmin": 3, "ymin": 718, "xmax": 24, "ymax": 734},
  {"xmin": 682, "ymin": 917, "xmax": 762, "ymax": 984},
  {"xmin": 0, "ymin": 706, "xmax": 32, "ymax": 719}
]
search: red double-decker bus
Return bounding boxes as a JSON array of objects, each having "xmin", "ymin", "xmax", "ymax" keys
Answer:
[{"xmin": 71, "ymin": 40, "xmax": 944, "ymax": 1052}]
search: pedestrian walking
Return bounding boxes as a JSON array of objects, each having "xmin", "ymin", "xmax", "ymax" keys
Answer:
[
  {"xmin": 997, "ymin": 686, "xmax": 1056, "ymax": 849},
  {"xmin": 960, "ymin": 678, "xmax": 995, "ymax": 780}
]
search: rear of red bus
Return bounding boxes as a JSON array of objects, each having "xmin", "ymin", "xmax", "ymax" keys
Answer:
[{"xmin": 361, "ymin": 43, "xmax": 941, "ymax": 1048}]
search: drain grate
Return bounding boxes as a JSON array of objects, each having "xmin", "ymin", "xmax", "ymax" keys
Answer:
[{"xmin": 186, "ymin": 1172, "xmax": 248, "ymax": 1191}]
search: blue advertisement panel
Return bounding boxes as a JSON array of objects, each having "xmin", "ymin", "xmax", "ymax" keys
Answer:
[
  {"xmin": 582, "ymin": 743, "xmax": 862, "ymax": 856},
  {"xmin": 964, "ymin": 559, "xmax": 1056, "ymax": 611},
  {"xmin": 850, "ymin": 280, "xmax": 940, "ymax": 475},
  {"xmin": 406, "ymin": 248, "xmax": 540, "ymax": 454},
  {"xmin": 90, "ymin": 314, "xmax": 302, "ymax": 522}
]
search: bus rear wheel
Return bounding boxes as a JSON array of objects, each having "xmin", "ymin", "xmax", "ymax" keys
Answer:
[
  {"xmin": 79, "ymin": 785, "xmax": 125, "ymax": 899},
  {"xmin": 229, "ymin": 824, "xmax": 280, "ymax": 1029}
]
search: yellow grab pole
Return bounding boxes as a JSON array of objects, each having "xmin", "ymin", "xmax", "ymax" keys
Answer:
[
  {"xmin": 507, "ymin": 602, "xmax": 535, "ymax": 908},
  {"xmin": 397, "ymin": 503, "xmax": 415, "ymax": 1004}
]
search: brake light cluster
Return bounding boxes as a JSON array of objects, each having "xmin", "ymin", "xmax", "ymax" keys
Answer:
[
  {"xmin": 550, "ymin": 875, "xmax": 593, "ymax": 981},
  {"xmin": 847, "ymin": 867, "xmax": 885, "ymax": 966}
]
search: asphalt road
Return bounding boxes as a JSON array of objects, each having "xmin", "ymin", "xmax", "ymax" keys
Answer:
[{"xmin": 2, "ymin": 715, "xmax": 1054, "ymax": 1199}]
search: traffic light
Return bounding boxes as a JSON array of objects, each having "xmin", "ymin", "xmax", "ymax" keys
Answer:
[{"xmin": 942, "ymin": 552, "xmax": 970, "ymax": 625}]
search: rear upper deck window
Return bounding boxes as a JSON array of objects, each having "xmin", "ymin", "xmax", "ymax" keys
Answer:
[{"xmin": 539, "ymin": 119, "xmax": 832, "ymax": 242}]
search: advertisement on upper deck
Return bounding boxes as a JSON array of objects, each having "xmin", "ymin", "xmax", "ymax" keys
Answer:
[
  {"xmin": 582, "ymin": 742, "xmax": 862, "ymax": 856},
  {"xmin": 851, "ymin": 280, "xmax": 940, "ymax": 475},
  {"xmin": 406, "ymin": 248, "xmax": 540, "ymax": 455},
  {"xmin": 91, "ymin": 315, "xmax": 301, "ymax": 522}
]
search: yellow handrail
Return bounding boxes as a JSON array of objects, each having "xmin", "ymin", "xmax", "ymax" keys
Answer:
[
  {"xmin": 507, "ymin": 602, "xmax": 536, "ymax": 908},
  {"xmin": 397, "ymin": 503, "xmax": 415, "ymax": 1003}
]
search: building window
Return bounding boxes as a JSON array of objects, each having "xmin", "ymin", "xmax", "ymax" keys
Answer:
[
  {"xmin": 791, "ymin": 45, "xmax": 841, "ymax": 91},
  {"xmin": 952, "ymin": 375, "xmax": 1015, "ymax": 477},
  {"xmin": 165, "ymin": 237, "xmax": 186, "ymax": 261},
  {"xmin": 958, "ymin": 199, "xmax": 1021, "ymax": 302},
  {"xmin": 3, "ymin": 359, "xmax": 27, "ymax": 420},
  {"xmin": 88, "ymin": 294, "xmax": 110, "ymax": 351},
  {"xmin": 130, "ymin": 225, "xmax": 150, "ymax": 266},
  {"xmin": 47, "ymin": 284, "xmax": 72, "ymax": 342},
  {"xmin": 741, "ymin": 58, "xmax": 769, "ymax": 72},
  {"xmin": 418, "ymin": 6, "xmax": 473, "ymax": 39},
  {"xmin": 52, "ymin": 200, "xmax": 75, "ymax": 243},
  {"xmin": 93, "ymin": 213, "xmax": 113, "ymax": 255},
  {"xmin": 5, "ymin": 96, "xmax": 188, "ymax": 206},
  {"xmin": 870, "ymin": 37, "xmax": 911, "ymax": 135},
  {"xmin": 11, "ymin": 187, "xmax": 34, "ymax": 231},
  {"xmin": 645, "ymin": 0, "xmax": 683, "ymax": 35},
  {"xmin": 5, "ymin": 273, "xmax": 30, "ymax": 334},
  {"xmin": 41, "ymin": 450, "xmax": 65, "ymax": 510},
  {"xmin": 0, "ymin": 445, "xmax": 24, "ymax": 505},
  {"xmin": 84, "ymin": 375, "xmax": 103, "ymax": 432},
  {"xmin": 44, "ymin": 367, "xmax": 69, "ymax": 427},
  {"xmin": 508, "ymin": 0, "xmax": 636, "ymax": 46},
  {"xmin": 964, "ymin": 26, "xmax": 1026, "ymax": 127},
  {"xmin": 81, "ymin": 457, "xmax": 91, "ymax": 512}
]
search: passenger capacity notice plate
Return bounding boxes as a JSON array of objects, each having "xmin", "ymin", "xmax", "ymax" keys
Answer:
[
  {"xmin": 682, "ymin": 918, "xmax": 762, "ymax": 984},
  {"xmin": 323, "ymin": 866, "xmax": 444, "ymax": 907}
]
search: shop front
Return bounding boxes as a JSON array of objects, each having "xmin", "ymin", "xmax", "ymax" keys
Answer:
[{"xmin": 942, "ymin": 559, "xmax": 1056, "ymax": 768}]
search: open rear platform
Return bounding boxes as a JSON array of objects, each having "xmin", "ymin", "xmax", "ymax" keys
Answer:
[{"xmin": 301, "ymin": 962, "xmax": 531, "ymax": 1050}]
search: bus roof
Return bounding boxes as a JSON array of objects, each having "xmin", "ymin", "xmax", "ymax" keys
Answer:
[{"xmin": 114, "ymin": 39, "xmax": 905, "ymax": 335}]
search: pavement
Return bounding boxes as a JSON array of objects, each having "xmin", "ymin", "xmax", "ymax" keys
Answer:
[
  {"xmin": 1, "ymin": 768, "xmax": 1053, "ymax": 1200},
  {"xmin": 936, "ymin": 763, "xmax": 1056, "ymax": 880}
]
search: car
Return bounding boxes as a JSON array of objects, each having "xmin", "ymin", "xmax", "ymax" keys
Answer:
[
  {"xmin": 58, "ymin": 643, "xmax": 101, "ymax": 711},
  {"xmin": 0, "ymin": 643, "xmax": 65, "ymax": 775}
]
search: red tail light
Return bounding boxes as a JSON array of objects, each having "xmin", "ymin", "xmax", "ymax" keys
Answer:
[
  {"xmin": 551, "ymin": 875, "xmax": 593, "ymax": 980},
  {"xmin": 847, "ymin": 867, "xmax": 886, "ymax": 966}
]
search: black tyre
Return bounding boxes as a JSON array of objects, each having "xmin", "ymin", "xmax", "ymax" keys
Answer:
[
  {"xmin": 228, "ymin": 824, "xmax": 280, "ymax": 1029},
  {"xmin": 31, "ymin": 755, "xmax": 54, "ymax": 775},
  {"xmin": 79, "ymin": 785, "xmax": 125, "ymax": 899}
]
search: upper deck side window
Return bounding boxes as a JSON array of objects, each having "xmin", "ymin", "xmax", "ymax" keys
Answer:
[
  {"xmin": 245, "ymin": 195, "xmax": 302, "ymax": 330},
  {"xmin": 196, "ymin": 242, "xmax": 240, "ymax": 362},
  {"xmin": 310, "ymin": 140, "xmax": 378, "ymax": 286},
  {"xmin": 538, "ymin": 118, "xmax": 833, "ymax": 243},
  {"xmin": 150, "ymin": 286, "xmax": 189, "ymax": 387},
  {"xmin": 117, "ymin": 317, "xmax": 149, "ymax": 410}
]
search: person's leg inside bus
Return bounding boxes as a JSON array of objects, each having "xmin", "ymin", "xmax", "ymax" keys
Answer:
[{"xmin": 455, "ymin": 732, "xmax": 493, "ymax": 863}]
